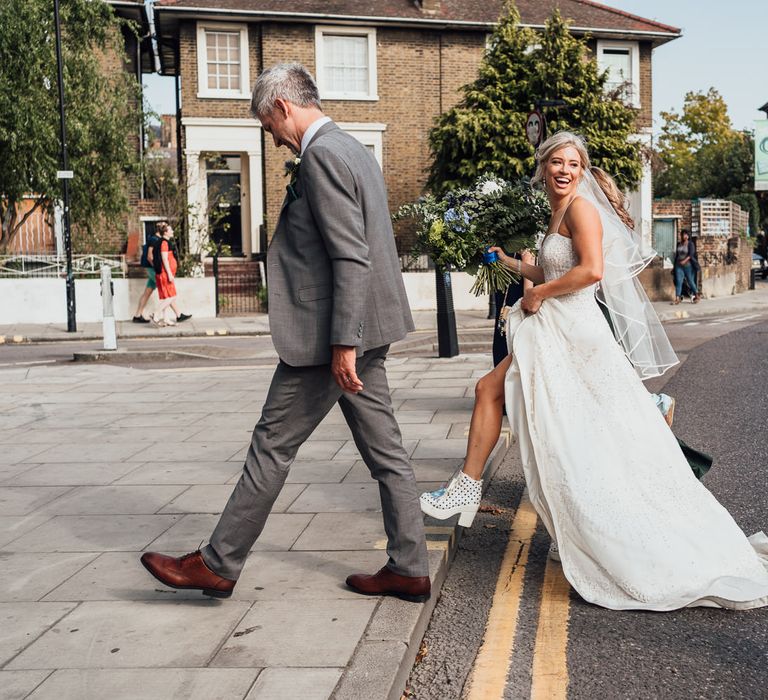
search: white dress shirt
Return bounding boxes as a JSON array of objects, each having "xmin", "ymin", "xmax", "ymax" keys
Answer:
[{"xmin": 300, "ymin": 115, "xmax": 333, "ymax": 155}]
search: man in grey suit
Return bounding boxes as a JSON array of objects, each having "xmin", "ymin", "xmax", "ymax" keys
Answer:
[{"xmin": 141, "ymin": 63, "xmax": 430, "ymax": 602}]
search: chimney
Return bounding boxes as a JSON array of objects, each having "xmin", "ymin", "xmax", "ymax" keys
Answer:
[{"xmin": 419, "ymin": 0, "xmax": 441, "ymax": 15}]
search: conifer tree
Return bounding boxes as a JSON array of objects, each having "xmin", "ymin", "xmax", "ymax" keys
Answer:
[{"xmin": 427, "ymin": 4, "xmax": 642, "ymax": 194}]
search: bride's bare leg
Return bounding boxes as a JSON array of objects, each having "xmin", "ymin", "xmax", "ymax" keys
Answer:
[{"xmin": 462, "ymin": 353, "xmax": 514, "ymax": 480}]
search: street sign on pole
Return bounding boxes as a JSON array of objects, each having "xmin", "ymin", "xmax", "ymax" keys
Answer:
[
  {"xmin": 54, "ymin": 0, "xmax": 77, "ymax": 332},
  {"xmin": 755, "ymin": 120, "xmax": 768, "ymax": 192},
  {"xmin": 526, "ymin": 110, "xmax": 545, "ymax": 148}
]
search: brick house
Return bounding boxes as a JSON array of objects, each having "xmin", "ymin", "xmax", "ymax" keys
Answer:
[{"xmin": 111, "ymin": 0, "xmax": 680, "ymax": 265}]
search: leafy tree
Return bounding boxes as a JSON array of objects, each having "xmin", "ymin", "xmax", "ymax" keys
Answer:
[
  {"xmin": 654, "ymin": 89, "xmax": 753, "ymax": 199},
  {"xmin": 0, "ymin": 0, "xmax": 141, "ymax": 252},
  {"xmin": 427, "ymin": 3, "xmax": 642, "ymax": 194}
]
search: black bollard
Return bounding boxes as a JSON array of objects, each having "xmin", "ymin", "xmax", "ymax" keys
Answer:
[{"xmin": 435, "ymin": 266, "xmax": 460, "ymax": 357}]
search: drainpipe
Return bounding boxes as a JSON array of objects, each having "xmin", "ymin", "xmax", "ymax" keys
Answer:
[{"xmin": 143, "ymin": 0, "xmax": 162, "ymax": 74}]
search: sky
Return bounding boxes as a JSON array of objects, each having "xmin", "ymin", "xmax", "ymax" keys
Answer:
[{"xmin": 142, "ymin": 0, "xmax": 768, "ymax": 135}]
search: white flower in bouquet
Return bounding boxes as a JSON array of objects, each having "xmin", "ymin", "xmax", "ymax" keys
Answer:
[
  {"xmin": 479, "ymin": 178, "xmax": 504, "ymax": 196},
  {"xmin": 533, "ymin": 232, "xmax": 546, "ymax": 252}
]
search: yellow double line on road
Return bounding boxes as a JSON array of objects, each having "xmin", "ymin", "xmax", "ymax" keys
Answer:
[{"xmin": 465, "ymin": 490, "xmax": 571, "ymax": 699}]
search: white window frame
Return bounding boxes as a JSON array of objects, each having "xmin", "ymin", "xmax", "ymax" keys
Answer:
[
  {"xmin": 196, "ymin": 22, "xmax": 250, "ymax": 100},
  {"xmin": 596, "ymin": 40, "xmax": 640, "ymax": 109},
  {"xmin": 315, "ymin": 26, "xmax": 378, "ymax": 101},
  {"xmin": 338, "ymin": 122, "xmax": 386, "ymax": 168}
]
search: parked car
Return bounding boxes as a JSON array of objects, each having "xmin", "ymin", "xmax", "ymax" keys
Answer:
[{"xmin": 753, "ymin": 253, "xmax": 767, "ymax": 279}]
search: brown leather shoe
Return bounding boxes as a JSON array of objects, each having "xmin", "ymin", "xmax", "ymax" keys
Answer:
[
  {"xmin": 346, "ymin": 566, "xmax": 430, "ymax": 603},
  {"xmin": 140, "ymin": 550, "xmax": 235, "ymax": 599}
]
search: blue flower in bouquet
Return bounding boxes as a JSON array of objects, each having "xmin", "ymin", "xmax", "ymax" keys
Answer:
[{"xmin": 443, "ymin": 207, "xmax": 471, "ymax": 232}]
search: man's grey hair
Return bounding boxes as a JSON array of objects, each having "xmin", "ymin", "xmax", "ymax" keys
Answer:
[{"xmin": 250, "ymin": 63, "xmax": 322, "ymax": 117}]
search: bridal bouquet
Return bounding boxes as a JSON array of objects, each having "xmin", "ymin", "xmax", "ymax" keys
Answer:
[{"xmin": 395, "ymin": 174, "xmax": 550, "ymax": 295}]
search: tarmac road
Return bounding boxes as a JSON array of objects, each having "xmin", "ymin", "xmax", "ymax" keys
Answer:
[{"xmin": 405, "ymin": 314, "xmax": 768, "ymax": 699}]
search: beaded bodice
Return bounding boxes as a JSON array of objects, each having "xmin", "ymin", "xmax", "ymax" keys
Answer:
[{"xmin": 540, "ymin": 232, "xmax": 596, "ymax": 303}]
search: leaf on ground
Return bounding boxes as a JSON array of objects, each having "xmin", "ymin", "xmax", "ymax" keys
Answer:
[
  {"xmin": 415, "ymin": 641, "xmax": 428, "ymax": 664},
  {"xmin": 484, "ymin": 524, "xmax": 498, "ymax": 529},
  {"xmin": 479, "ymin": 505, "xmax": 504, "ymax": 515},
  {"xmin": 233, "ymin": 625, "xmax": 262, "ymax": 638}
]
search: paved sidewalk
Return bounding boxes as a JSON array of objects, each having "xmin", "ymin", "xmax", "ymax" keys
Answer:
[
  {"xmin": 652, "ymin": 282, "xmax": 768, "ymax": 322},
  {"xmin": 0, "ymin": 310, "xmax": 493, "ymax": 345},
  {"xmin": 1, "ymin": 283, "xmax": 766, "ymax": 345},
  {"xmin": 0, "ymin": 353, "xmax": 505, "ymax": 700}
]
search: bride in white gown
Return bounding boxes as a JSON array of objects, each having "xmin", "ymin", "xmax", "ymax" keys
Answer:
[{"xmin": 420, "ymin": 131, "xmax": 768, "ymax": 611}]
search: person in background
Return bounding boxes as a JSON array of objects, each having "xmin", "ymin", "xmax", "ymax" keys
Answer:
[
  {"xmin": 132, "ymin": 227, "xmax": 160, "ymax": 323},
  {"xmin": 151, "ymin": 222, "xmax": 191, "ymax": 326},
  {"xmin": 673, "ymin": 229, "xmax": 700, "ymax": 304}
]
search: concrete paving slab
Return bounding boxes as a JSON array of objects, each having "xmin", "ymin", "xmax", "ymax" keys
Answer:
[
  {"xmin": 3, "ymin": 514, "xmax": 180, "ymax": 552},
  {"xmin": 158, "ymin": 483, "xmax": 306, "ymax": 515},
  {"xmin": 128, "ymin": 442, "xmax": 245, "ymax": 463},
  {"xmin": 245, "ymin": 668, "xmax": 342, "ymax": 700},
  {"xmin": 391, "ymin": 386, "xmax": 470, "ymax": 399},
  {"xmin": 0, "ymin": 444, "xmax": 52, "ymax": 464},
  {"xmin": 0, "ymin": 464, "xmax": 37, "ymax": 484},
  {"xmin": 0, "ymin": 514, "xmax": 54, "ymax": 548},
  {"xmin": 39, "ymin": 485, "xmax": 186, "ymax": 516},
  {"xmin": 146, "ymin": 513, "xmax": 312, "ymax": 552},
  {"xmin": 26, "ymin": 668, "xmax": 259, "ymax": 700},
  {"xmin": 287, "ymin": 483, "xmax": 382, "ymax": 513},
  {"xmin": 0, "ymin": 601, "xmax": 76, "ymax": 666},
  {"xmin": 7, "ymin": 600, "xmax": 251, "ymax": 670},
  {"xmin": 0, "ymin": 486, "xmax": 73, "ymax": 516},
  {"xmin": 283, "ymin": 460, "xmax": 355, "ymax": 484},
  {"xmin": 211, "ymin": 599, "xmax": 377, "ymax": 668},
  {"xmin": 0, "ymin": 552, "xmax": 97, "ymax": 602},
  {"xmin": 412, "ymin": 438, "xmax": 471, "ymax": 459},
  {"xmin": 0, "ymin": 669, "xmax": 52, "ymax": 700},
  {"xmin": 6, "ymin": 462, "xmax": 148, "ymax": 487},
  {"xmin": 333, "ymin": 640, "xmax": 408, "ymax": 700},
  {"xmin": 398, "ymin": 423, "xmax": 451, "ymax": 440},
  {"xmin": 114, "ymin": 461, "xmax": 242, "ymax": 485},
  {"xmin": 24, "ymin": 442, "xmax": 146, "ymax": 464},
  {"xmin": 291, "ymin": 512, "xmax": 386, "ymax": 551},
  {"xmin": 392, "ymin": 409, "xmax": 436, "ymax": 423}
]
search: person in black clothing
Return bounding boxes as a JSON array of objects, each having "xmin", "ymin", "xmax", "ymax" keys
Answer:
[{"xmin": 672, "ymin": 229, "xmax": 700, "ymax": 304}]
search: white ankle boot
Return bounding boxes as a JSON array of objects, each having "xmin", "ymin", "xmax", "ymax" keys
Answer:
[
  {"xmin": 420, "ymin": 472, "xmax": 483, "ymax": 527},
  {"xmin": 548, "ymin": 540, "xmax": 561, "ymax": 562}
]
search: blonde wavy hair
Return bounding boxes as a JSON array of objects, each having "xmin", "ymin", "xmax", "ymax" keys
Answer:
[
  {"xmin": 589, "ymin": 166, "xmax": 635, "ymax": 230},
  {"xmin": 532, "ymin": 131, "xmax": 634, "ymax": 230}
]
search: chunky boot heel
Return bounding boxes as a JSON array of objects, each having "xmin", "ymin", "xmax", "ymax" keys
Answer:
[{"xmin": 458, "ymin": 506, "xmax": 479, "ymax": 528}]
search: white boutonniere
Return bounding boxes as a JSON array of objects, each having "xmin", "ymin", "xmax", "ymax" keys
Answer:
[{"xmin": 284, "ymin": 156, "xmax": 301, "ymax": 201}]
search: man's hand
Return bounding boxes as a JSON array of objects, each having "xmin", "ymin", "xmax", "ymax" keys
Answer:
[
  {"xmin": 521, "ymin": 287, "xmax": 543, "ymax": 315},
  {"xmin": 332, "ymin": 345, "xmax": 364, "ymax": 394}
]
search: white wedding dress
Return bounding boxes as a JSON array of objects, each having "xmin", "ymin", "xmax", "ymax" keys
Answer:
[{"xmin": 503, "ymin": 232, "xmax": 768, "ymax": 611}]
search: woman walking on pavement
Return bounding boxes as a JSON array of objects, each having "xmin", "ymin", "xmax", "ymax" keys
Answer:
[
  {"xmin": 673, "ymin": 228, "xmax": 700, "ymax": 304},
  {"xmin": 152, "ymin": 221, "xmax": 191, "ymax": 326}
]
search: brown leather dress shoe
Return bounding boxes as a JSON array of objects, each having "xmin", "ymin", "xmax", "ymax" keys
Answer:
[
  {"xmin": 346, "ymin": 566, "xmax": 430, "ymax": 603},
  {"xmin": 140, "ymin": 550, "xmax": 235, "ymax": 599}
]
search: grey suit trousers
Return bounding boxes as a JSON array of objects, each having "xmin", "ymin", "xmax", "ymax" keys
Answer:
[{"xmin": 201, "ymin": 345, "xmax": 429, "ymax": 580}]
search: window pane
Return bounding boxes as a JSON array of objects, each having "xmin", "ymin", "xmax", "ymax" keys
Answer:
[
  {"xmin": 599, "ymin": 47, "xmax": 633, "ymax": 100},
  {"xmin": 205, "ymin": 29, "xmax": 241, "ymax": 92},
  {"xmin": 323, "ymin": 34, "xmax": 369, "ymax": 94}
]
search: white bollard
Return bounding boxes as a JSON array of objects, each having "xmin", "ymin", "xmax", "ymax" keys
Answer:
[{"xmin": 100, "ymin": 264, "xmax": 117, "ymax": 351}]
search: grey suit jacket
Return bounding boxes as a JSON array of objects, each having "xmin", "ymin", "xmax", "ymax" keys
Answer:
[{"xmin": 266, "ymin": 121, "xmax": 414, "ymax": 367}]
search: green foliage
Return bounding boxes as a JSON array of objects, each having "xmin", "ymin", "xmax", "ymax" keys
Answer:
[
  {"xmin": 727, "ymin": 193, "xmax": 760, "ymax": 236},
  {"xmin": 655, "ymin": 89, "xmax": 754, "ymax": 201},
  {"xmin": 427, "ymin": 3, "xmax": 642, "ymax": 194},
  {"xmin": 0, "ymin": 0, "xmax": 141, "ymax": 251}
]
